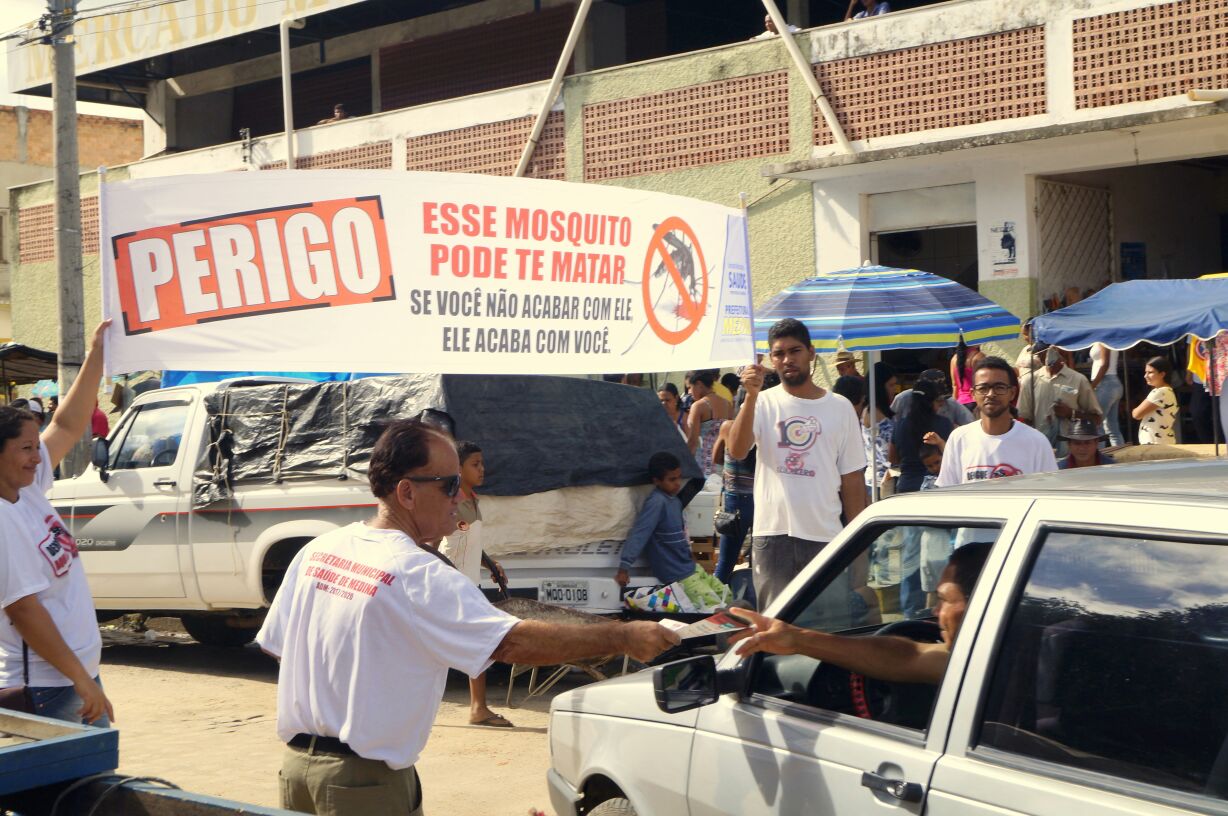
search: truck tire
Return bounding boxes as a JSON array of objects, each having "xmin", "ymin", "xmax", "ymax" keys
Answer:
[
  {"xmin": 589, "ymin": 798, "xmax": 637, "ymax": 816},
  {"xmin": 180, "ymin": 615, "xmax": 258, "ymax": 648}
]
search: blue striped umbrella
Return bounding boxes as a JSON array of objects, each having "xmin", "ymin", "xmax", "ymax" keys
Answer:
[{"xmin": 753, "ymin": 265, "xmax": 1021, "ymax": 354}]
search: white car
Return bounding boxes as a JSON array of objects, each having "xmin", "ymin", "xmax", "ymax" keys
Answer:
[{"xmin": 548, "ymin": 459, "xmax": 1228, "ymax": 815}]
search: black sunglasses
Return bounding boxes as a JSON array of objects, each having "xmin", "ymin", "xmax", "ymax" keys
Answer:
[{"xmin": 403, "ymin": 474, "xmax": 462, "ymax": 498}]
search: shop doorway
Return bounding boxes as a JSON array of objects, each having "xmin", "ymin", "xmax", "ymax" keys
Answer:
[
  {"xmin": 1035, "ymin": 180, "xmax": 1113, "ymax": 311},
  {"xmin": 1038, "ymin": 158, "xmax": 1228, "ymax": 444},
  {"xmin": 873, "ymin": 224, "xmax": 978, "ymax": 291},
  {"xmin": 871, "ymin": 224, "xmax": 978, "ymax": 380}
]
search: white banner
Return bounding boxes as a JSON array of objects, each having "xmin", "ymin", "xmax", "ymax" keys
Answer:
[{"xmin": 99, "ymin": 171, "xmax": 755, "ymax": 376}]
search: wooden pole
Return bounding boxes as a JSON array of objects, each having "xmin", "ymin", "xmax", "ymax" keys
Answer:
[{"xmin": 50, "ymin": 0, "xmax": 89, "ymax": 476}]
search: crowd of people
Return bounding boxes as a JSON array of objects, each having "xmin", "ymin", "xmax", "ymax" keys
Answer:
[
  {"xmin": 0, "ymin": 314, "xmax": 1222, "ymax": 816},
  {"xmin": 643, "ymin": 318, "xmax": 1225, "ymax": 621}
]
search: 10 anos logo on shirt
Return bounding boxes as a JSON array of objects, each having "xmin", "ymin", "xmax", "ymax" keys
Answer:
[
  {"xmin": 776, "ymin": 417, "xmax": 821, "ymax": 478},
  {"xmin": 776, "ymin": 416, "xmax": 820, "ymax": 451}
]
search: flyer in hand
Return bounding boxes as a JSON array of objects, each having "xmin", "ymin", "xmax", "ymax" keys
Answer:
[{"xmin": 659, "ymin": 610, "xmax": 749, "ymax": 640}]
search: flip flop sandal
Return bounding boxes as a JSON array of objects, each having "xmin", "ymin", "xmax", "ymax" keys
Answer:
[{"xmin": 470, "ymin": 714, "xmax": 514, "ymax": 728}]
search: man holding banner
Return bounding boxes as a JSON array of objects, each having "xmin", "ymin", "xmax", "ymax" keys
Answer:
[
  {"xmin": 98, "ymin": 172, "xmax": 756, "ymax": 379},
  {"xmin": 728, "ymin": 318, "xmax": 867, "ymax": 610}
]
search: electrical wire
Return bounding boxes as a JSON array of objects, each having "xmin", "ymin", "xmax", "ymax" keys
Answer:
[
  {"xmin": 8, "ymin": 0, "xmax": 332, "ymax": 47},
  {"xmin": 49, "ymin": 773, "xmax": 182, "ymax": 816},
  {"xmin": 77, "ymin": 0, "xmax": 189, "ymax": 17},
  {"xmin": 75, "ymin": 0, "xmax": 192, "ymax": 24}
]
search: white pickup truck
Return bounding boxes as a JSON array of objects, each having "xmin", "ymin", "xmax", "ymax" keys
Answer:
[{"xmin": 51, "ymin": 378, "xmax": 715, "ymax": 646}]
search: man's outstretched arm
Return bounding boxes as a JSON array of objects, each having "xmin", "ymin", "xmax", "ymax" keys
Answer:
[
  {"xmin": 492, "ymin": 620, "xmax": 679, "ymax": 666},
  {"xmin": 727, "ymin": 608, "xmax": 949, "ymax": 685}
]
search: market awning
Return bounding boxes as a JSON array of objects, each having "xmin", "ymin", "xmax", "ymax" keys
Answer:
[
  {"xmin": 1032, "ymin": 279, "xmax": 1228, "ymax": 350},
  {"xmin": 0, "ymin": 343, "xmax": 58, "ymax": 385}
]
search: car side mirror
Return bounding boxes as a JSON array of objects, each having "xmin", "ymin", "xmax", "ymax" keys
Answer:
[
  {"xmin": 92, "ymin": 437, "xmax": 110, "ymax": 483},
  {"xmin": 653, "ymin": 655, "xmax": 743, "ymax": 714}
]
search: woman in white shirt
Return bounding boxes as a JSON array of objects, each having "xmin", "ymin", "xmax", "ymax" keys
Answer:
[
  {"xmin": 1131, "ymin": 356, "xmax": 1178, "ymax": 445},
  {"xmin": 0, "ymin": 322, "xmax": 113, "ymax": 725}
]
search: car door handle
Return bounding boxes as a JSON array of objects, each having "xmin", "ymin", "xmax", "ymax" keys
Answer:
[
  {"xmin": 861, "ymin": 771, "xmax": 923, "ymax": 803},
  {"xmin": 153, "ymin": 478, "xmax": 177, "ymax": 488}
]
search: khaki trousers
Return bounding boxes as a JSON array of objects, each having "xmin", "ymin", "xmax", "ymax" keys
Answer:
[{"xmin": 281, "ymin": 743, "xmax": 424, "ymax": 816}]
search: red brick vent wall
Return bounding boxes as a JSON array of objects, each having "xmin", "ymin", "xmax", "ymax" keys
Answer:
[
  {"xmin": 19, "ymin": 197, "xmax": 99, "ymax": 264},
  {"xmin": 1073, "ymin": 0, "xmax": 1228, "ymax": 108},
  {"xmin": 405, "ymin": 111, "xmax": 566, "ymax": 180},
  {"xmin": 261, "ymin": 141, "xmax": 394, "ymax": 171},
  {"xmin": 813, "ymin": 27, "xmax": 1047, "ymax": 145},
  {"xmin": 582, "ymin": 71, "xmax": 790, "ymax": 181}
]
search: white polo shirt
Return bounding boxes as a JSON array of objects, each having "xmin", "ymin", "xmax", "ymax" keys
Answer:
[{"xmin": 256, "ymin": 523, "xmax": 519, "ymax": 770}]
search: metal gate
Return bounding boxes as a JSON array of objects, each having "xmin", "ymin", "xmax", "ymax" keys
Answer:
[{"xmin": 1036, "ymin": 180, "xmax": 1114, "ymax": 310}]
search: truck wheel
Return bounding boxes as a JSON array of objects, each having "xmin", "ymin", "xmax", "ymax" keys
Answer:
[
  {"xmin": 589, "ymin": 798, "xmax": 637, "ymax": 816},
  {"xmin": 180, "ymin": 615, "xmax": 258, "ymax": 648}
]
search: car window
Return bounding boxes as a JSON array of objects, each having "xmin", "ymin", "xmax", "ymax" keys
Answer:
[
  {"xmin": 751, "ymin": 522, "xmax": 1001, "ymax": 732},
  {"xmin": 977, "ymin": 529, "xmax": 1228, "ymax": 799},
  {"xmin": 109, "ymin": 401, "xmax": 190, "ymax": 470}
]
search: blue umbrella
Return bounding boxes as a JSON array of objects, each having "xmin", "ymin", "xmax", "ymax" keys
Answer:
[
  {"xmin": 753, "ymin": 265, "xmax": 1021, "ymax": 354},
  {"xmin": 31, "ymin": 379, "xmax": 59, "ymax": 398},
  {"xmin": 1031, "ymin": 279, "xmax": 1228, "ymax": 350}
]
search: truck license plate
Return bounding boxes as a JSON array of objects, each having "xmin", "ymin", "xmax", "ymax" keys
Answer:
[{"xmin": 540, "ymin": 580, "xmax": 589, "ymax": 607}]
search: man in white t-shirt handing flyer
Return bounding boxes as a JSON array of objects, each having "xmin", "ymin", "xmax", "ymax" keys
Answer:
[
  {"xmin": 937, "ymin": 355, "xmax": 1058, "ymax": 486},
  {"xmin": 257, "ymin": 420, "xmax": 679, "ymax": 816},
  {"xmin": 728, "ymin": 319, "xmax": 867, "ymax": 611}
]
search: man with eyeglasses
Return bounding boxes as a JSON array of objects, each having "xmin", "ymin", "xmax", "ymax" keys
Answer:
[
  {"xmin": 257, "ymin": 420, "xmax": 679, "ymax": 816},
  {"xmin": 937, "ymin": 356, "xmax": 1057, "ymax": 486}
]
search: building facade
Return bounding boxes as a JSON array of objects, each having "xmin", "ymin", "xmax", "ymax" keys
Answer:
[
  {"xmin": 7, "ymin": 0, "xmax": 1227, "ymax": 381},
  {"xmin": 1, "ymin": 105, "xmax": 142, "ymax": 344}
]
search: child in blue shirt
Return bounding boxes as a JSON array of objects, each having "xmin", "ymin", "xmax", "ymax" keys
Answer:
[{"xmin": 617, "ymin": 452, "xmax": 730, "ymax": 611}]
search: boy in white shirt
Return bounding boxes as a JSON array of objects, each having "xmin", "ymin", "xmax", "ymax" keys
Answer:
[{"xmin": 728, "ymin": 319, "xmax": 867, "ymax": 610}]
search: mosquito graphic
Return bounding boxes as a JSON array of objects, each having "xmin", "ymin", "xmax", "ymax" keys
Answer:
[{"xmin": 650, "ymin": 226, "xmax": 700, "ymax": 302}]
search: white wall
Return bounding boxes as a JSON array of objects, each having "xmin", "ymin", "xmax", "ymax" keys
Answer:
[{"xmin": 809, "ymin": 112, "xmax": 1228, "ymax": 298}]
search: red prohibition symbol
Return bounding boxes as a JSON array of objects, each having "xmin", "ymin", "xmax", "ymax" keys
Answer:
[{"xmin": 641, "ymin": 216, "xmax": 709, "ymax": 345}]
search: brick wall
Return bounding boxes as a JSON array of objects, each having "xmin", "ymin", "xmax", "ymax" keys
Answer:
[
  {"xmin": 261, "ymin": 141, "xmax": 393, "ymax": 170},
  {"xmin": 1073, "ymin": 0, "xmax": 1228, "ymax": 108},
  {"xmin": 0, "ymin": 106, "xmax": 143, "ymax": 169},
  {"xmin": 814, "ymin": 27, "xmax": 1047, "ymax": 145},
  {"xmin": 582, "ymin": 72, "xmax": 791, "ymax": 181},
  {"xmin": 18, "ymin": 197, "xmax": 99, "ymax": 264},
  {"xmin": 406, "ymin": 112, "xmax": 566, "ymax": 179}
]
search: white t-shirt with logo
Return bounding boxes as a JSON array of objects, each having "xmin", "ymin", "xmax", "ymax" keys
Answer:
[
  {"xmin": 751, "ymin": 387, "xmax": 867, "ymax": 542},
  {"xmin": 256, "ymin": 523, "xmax": 519, "ymax": 770},
  {"xmin": 936, "ymin": 420, "xmax": 1058, "ymax": 486},
  {"xmin": 0, "ymin": 443, "xmax": 102, "ymax": 687}
]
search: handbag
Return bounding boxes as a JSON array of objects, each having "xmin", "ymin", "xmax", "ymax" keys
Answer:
[
  {"xmin": 0, "ymin": 643, "xmax": 33, "ymax": 714},
  {"xmin": 713, "ymin": 488, "xmax": 745, "ymax": 540}
]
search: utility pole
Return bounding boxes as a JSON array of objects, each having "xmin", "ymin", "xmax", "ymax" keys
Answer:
[{"xmin": 49, "ymin": 0, "xmax": 89, "ymax": 476}]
